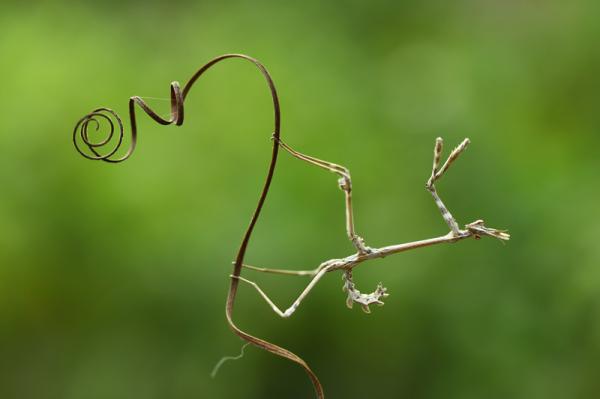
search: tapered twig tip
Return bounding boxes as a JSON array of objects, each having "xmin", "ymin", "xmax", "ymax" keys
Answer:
[
  {"xmin": 431, "ymin": 137, "xmax": 445, "ymax": 176},
  {"xmin": 455, "ymin": 138, "xmax": 470, "ymax": 153},
  {"xmin": 466, "ymin": 220, "xmax": 510, "ymax": 241}
]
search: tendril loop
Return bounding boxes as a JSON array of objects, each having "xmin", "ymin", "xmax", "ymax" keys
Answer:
[
  {"xmin": 73, "ymin": 81, "xmax": 185, "ymax": 163},
  {"xmin": 73, "ymin": 108, "xmax": 124, "ymax": 161}
]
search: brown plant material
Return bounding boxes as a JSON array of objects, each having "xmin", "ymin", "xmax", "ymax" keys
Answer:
[{"xmin": 73, "ymin": 54, "xmax": 509, "ymax": 399}]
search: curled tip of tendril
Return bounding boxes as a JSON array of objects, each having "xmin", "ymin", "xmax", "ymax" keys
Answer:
[
  {"xmin": 73, "ymin": 108, "xmax": 129, "ymax": 163},
  {"xmin": 73, "ymin": 82, "xmax": 185, "ymax": 163}
]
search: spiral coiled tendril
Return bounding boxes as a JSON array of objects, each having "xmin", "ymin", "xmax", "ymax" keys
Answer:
[
  {"xmin": 73, "ymin": 81, "xmax": 184, "ymax": 163},
  {"xmin": 72, "ymin": 54, "xmax": 324, "ymax": 399},
  {"xmin": 73, "ymin": 108, "xmax": 124, "ymax": 162}
]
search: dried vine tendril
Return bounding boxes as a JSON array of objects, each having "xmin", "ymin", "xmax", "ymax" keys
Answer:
[
  {"xmin": 73, "ymin": 54, "xmax": 324, "ymax": 398},
  {"xmin": 73, "ymin": 79, "xmax": 185, "ymax": 162},
  {"xmin": 73, "ymin": 54, "xmax": 510, "ymax": 399}
]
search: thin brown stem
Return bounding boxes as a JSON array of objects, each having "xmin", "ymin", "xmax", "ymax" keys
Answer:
[
  {"xmin": 242, "ymin": 263, "xmax": 319, "ymax": 277},
  {"xmin": 73, "ymin": 54, "xmax": 324, "ymax": 399}
]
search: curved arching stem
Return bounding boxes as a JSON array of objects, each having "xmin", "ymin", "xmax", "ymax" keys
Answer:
[{"xmin": 73, "ymin": 54, "xmax": 324, "ymax": 398}]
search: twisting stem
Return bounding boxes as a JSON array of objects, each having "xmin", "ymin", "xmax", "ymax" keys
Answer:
[{"xmin": 73, "ymin": 54, "xmax": 324, "ymax": 399}]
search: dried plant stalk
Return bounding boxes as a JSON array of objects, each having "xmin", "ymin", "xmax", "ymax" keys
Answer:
[
  {"xmin": 72, "ymin": 54, "xmax": 509, "ymax": 399},
  {"xmin": 235, "ymin": 136, "xmax": 509, "ymax": 318}
]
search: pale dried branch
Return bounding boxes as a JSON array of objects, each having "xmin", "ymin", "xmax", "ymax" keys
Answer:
[
  {"xmin": 425, "ymin": 137, "xmax": 470, "ymax": 235},
  {"xmin": 275, "ymin": 137, "xmax": 372, "ymax": 254},
  {"xmin": 241, "ymin": 263, "xmax": 319, "ymax": 276},
  {"xmin": 237, "ymin": 137, "xmax": 509, "ymax": 317},
  {"xmin": 232, "ymin": 262, "xmax": 334, "ymax": 318}
]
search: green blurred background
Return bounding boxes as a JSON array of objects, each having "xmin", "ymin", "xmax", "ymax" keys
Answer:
[{"xmin": 1, "ymin": 1, "xmax": 599, "ymax": 398}]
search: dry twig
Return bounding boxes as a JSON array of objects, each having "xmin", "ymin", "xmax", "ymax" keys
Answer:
[
  {"xmin": 72, "ymin": 54, "xmax": 509, "ymax": 399},
  {"xmin": 234, "ymin": 136, "xmax": 509, "ymax": 317}
]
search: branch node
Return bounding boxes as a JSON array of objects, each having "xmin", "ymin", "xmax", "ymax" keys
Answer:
[
  {"xmin": 352, "ymin": 235, "xmax": 373, "ymax": 255},
  {"xmin": 338, "ymin": 176, "xmax": 351, "ymax": 192}
]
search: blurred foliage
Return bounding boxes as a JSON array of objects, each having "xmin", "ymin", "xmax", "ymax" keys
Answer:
[{"xmin": 1, "ymin": 0, "xmax": 599, "ymax": 398}]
